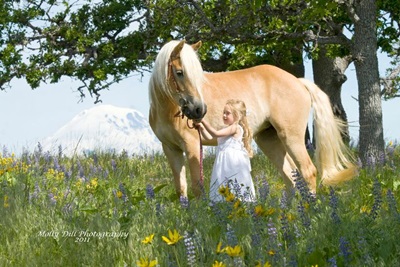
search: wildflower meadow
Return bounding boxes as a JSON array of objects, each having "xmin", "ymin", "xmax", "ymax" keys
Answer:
[{"xmin": 1, "ymin": 142, "xmax": 400, "ymax": 267}]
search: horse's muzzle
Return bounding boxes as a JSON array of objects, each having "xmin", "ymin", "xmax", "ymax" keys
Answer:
[{"xmin": 179, "ymin": 96, "xmax": 207, "ymax": 121}]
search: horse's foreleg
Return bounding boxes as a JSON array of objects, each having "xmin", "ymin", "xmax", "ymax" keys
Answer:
[
  {"xmin": 254, "ymin": 128, "xmax": 298, "ymax": 193},
  {"xmin": 162, "ymin": 144, "xmax": 187, "ymax": 197},
  {"xmin": 186, "ymin": 146, "xmax": 203, "ymax": 198}
]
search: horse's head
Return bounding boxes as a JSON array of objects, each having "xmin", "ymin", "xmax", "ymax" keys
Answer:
[{"xmin": 167, "ymin": 40, "xmax": 207, "ymax": 121}]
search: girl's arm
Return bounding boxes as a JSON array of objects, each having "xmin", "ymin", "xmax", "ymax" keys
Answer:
[
  {"xmin": 196, "ymin": 123, "xmax": 214, "ymax": 141},
  {"xmin": 201, "ymin": 120, "xmax": 237, "ymax": 138}
]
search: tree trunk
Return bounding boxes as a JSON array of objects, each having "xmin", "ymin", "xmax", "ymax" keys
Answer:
[
  {"xmin": 352, "ymin": 0, "xmax": 385, "ymax": 166},
  {"xmin": 312, "ymin": 46, "xmax": 351, "ymax": 144}
]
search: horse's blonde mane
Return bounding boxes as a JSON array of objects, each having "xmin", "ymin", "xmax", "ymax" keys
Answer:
[{"xmin": 149, "ymin": 40, "xmax": 205, "ymax": 109}]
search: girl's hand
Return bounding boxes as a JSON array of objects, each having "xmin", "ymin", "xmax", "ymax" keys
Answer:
[{"xmin": 194, "ymin": 121, "xmax": 203, "ymax": 130}]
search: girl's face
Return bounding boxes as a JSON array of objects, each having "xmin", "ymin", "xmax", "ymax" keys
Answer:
[{"xmin": 222, "ymin": 105, "xmax": 237, "ymax": 125}]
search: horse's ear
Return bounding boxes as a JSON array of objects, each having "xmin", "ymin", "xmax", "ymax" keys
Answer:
[
  {"xmin": 191, "ymin": 41, "xmax": 202, "ymax": 51},
  {"xmin": 171, "ymin": 40, "xmax": 186, "ymax": 59}
]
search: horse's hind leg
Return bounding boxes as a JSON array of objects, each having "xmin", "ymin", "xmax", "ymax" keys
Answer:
[
  {"xmin": 277, "ymin": 131, "xmax": 317, "ymax": 194},
  {"xmin": 254, "ymin": 128, "xmax": 299, "ymax": 193},
  {"xmin": 162, "ymin": 144, "xmax": 187, "ymax": 197}
]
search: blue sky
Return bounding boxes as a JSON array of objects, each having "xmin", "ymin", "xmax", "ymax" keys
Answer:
[{"xmin": 0, "ymin": 56, "xmax": 398, "ymax": 154}]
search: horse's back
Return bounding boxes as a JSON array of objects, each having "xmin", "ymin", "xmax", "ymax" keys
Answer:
[{"xmin": 201, "ymin": 64, "xmax": 312, "ymax": 137}]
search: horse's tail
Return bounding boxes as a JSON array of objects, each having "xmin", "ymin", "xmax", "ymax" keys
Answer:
[{"xmin": 298, "ymin": 78, "xmax": 358, "ymax": 185}]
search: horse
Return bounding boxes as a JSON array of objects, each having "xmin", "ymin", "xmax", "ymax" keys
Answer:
[{"xmin": 149, "ymin": 40, "xmax": 357, "ymax": 198}]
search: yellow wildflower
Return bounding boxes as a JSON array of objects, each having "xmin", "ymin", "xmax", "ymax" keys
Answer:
[
  {"xmin": 212, "ymin": 261, "xmax": 226, "ymax": 267},
  {"xmin": 116, "ymin": 190, "xmax": 123, "ymax": 198},
  {"xmin": 233, "ymin": 200, "xmax": 241, "ymax": 209},
  {"xmin": 4, "ymin": 195, "xmax": 9, "ymax": 208},
  {"xmin": 45, "ymin": 168, "xmax": 56, "ymax": 179},
  {"xmin": 225, "ymin": 192, "xmax": 236, "ymax": 202},
  {"xmin": 216, "ymin": 241, "xmax": 225, "ymax": 254},
  {"xmin": 162, "ymin": 229, "xmax": 182, "ymax": 245},
  {"xmin": 268, "ymin": 250, "xmax": 275, "ymax": 256},
  {"xmin": 254, "ymin": 205, "xmax": 266, "ymax": 216},
  {"xmin": 360, "ymin": 205, "xmax": 369, "ymax": 214},
  {"xmin": 75, "ymin": 180, "xmax": 82, "ymax": 188},
  {"xmin": 218, "ymin": 185, "xmax": 230, "ymax": 197},
  {"xmin": 141, "ymin": 234, "xmax": 155, "ymax": 244},
  {"xmin": 90, "ymin": 178, "xmax": 98, "ymax": 187},
  {"xmin": 86, "ymin": 178, "xmax": 99, "ymax": 192},
  {"xmin": 254, "ymin": 205, "xmax": 275, "ymax": 217},
  {"xmin": 287, "ymin": 213, "xmax": 296, "ymax": 222},
  {"xmin": 228, "ymin": 207, "xmax": 247, "ymax": 220},
  {"xmin": 136, "ymin": 257, "xmax": 157, "ymax": 267},
  {"xmin": 265, "ymin": 207, "xmax": 276, "ymax": 216},
  {"xmin": 224, "ymin": 245, "xmax": 242, "ymax": 257},
  {"xmin": 255, "ymin": 261, "xmax": 272, "ymax": 267}
]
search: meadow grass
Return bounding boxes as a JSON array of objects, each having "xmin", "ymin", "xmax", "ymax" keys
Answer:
[{"xmin": 0, "ymin": 143, "xmax": 399, "ymax": 267}]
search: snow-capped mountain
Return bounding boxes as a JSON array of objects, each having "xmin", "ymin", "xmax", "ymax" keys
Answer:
[{"xmin": 42, "ymin": 105, "xmax": 162, "ymax": 156}]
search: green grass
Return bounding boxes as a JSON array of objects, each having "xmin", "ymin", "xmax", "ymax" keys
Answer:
[{"xmin": 0, "ymin": 143, "xmax": 400, "ymax": 267}]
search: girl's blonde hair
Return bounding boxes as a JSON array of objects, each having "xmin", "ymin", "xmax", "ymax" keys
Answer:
[{"xmin": 226, "ymin": 99, "xmax": 254, "ymax": 158}]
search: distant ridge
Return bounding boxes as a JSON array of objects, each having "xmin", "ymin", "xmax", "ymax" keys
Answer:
[{"xmin": 42, "ymin": 105, "xmax": 161, "ymax": 156}]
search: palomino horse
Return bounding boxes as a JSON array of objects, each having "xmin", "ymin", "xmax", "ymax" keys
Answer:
[{"xmin": 149, "ymin": 40, "xmax": 357, "ymax": 197}]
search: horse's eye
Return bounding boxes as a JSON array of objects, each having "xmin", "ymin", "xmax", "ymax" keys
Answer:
[{"xmin": 176, "ymin": 70, "xmax": 184, "ymax": 77}]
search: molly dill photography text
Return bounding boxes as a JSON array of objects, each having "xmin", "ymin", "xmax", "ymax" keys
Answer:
[{"xmin": 37, "ymin": 230, "xmax": 129, "ymax": 243}]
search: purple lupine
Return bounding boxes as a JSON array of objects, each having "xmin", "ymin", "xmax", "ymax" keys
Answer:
[
  {"xmin": 92, "ymin": 152, "xmax": 99, "ymax": 165},
  {"xmin": 2, "ymin": 145, "xmax": 9, "ymax": 157},
  {"xmin": 370, "ymin": 178, "xmax": 382, "ymax": 219},
  {"xmin": 44, "ymin": 151, "xmax": 51, "ymax": 164},
  {"xmin": 386, "ymin": 189, "xmax": 399, "ymax": 221},
  {"xmin": 63, "ymin": 168, "xmax": 72, "ymax": 180},
  {"xmin": 184, "ymin": 231, "xmax": 196, "ymax": 266},
  {"xmin": 357, "ymin": 235, "xmax": 373, "ymax": 265},
  {"xmin": 267, "ymin": 219, "xmax": 281, "ymax": 264},
  {"xmin": 279, "ymin": 190, "xmax": 293, "ymax": 244},
  {"xmin": 229, "ymin": 178, "xmax": 243, "ymax": 200},
  {"xmin": 77, "ymin": 160, "xmax": 85, "ymax": 178},
  {"xmin": 110, "ymin": 159, "xmax": 117, "ymax": 171},
  {"xmin": 146, "ymin": 184, "xmax": 155, "ymax": 200},
  {"xmin": 306, "ymin": 139, "xmax": 314, "ymax": 152},
  {"xmin": 89, "ymin": 164, "xmax": 97, "ymax": 175},
  {"xmin": 180, "ymin": 196, "xmax": 189, "ymax": 209},
  {"xmin": 297, "ymin": 200, "xmax": 311, "ymax": 228},
  {"xmin": 329, "ymin": 187, "xmax": 341, "ymax": 224},
  {"xmin": 119, "ymin": 183, "xmax": 129, "ymax": 203},
  {"xmin": 280, "ymin": 212, "xmax": 292, "ymax": 244},
  {"xmin": 48, "ymin": 193, "xmax": 57, "ymax": 205},
  {"xmin": 258, "ymin": 179, "xmax": 270, "ymax": 202},
  {"xmin": 251, "ymin": 232, "xmax": 263, "ymax": 262},
  {"xmin": 293, "ymin": 170, "xmax": 314, "ymax": 206},
  {"xmin": 280, "ymin": 190, "xmax": 288, "ymax": 210},
  {"xmin": 29, "ymin": 182, "xmax": 41, "ymax": 203},
  {"xmin": 57, "ymin": 145, "xmax": 63, "ymax": 159},
  {"xmin": 53, "ymin": 157, "xmax": 61, "ymax": 172},
  {"xmin": 327, "ymin": 257, "xmax": 337, "ymax": 267},
  {"xmin": 386, "ymin": 142, "xmax": 396, "ymax": 160},
  {"xmin": 226, "ymin": 224, "xmax": 238, "ymax": 246},
  {"xmin": 36, "ymin": 142, "xmax": 43, "ymax": 155},
  {"xmin": 267, "ymin": 220, "xmax": 278, "ymax": 238},
  {"xmin": 338, "ymin": 236, "xmax": 352, "ymax": 264},
  {"xmin": 379, "ymin": 151, "xmax": 386, "ymax": 165},
  {"xmin": 210, "ymin": 202, "xmax": 229, "ymax": 227}
]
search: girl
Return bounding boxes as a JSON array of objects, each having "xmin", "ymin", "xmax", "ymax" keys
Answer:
[{"xmin": 196, "ymin": 99, "xmax": 256, "ymax": 202}]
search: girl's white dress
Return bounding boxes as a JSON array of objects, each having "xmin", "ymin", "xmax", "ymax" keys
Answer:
[{"xmin": 209, "ymin": 125, "xmax": 256, "ymax": 202}]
